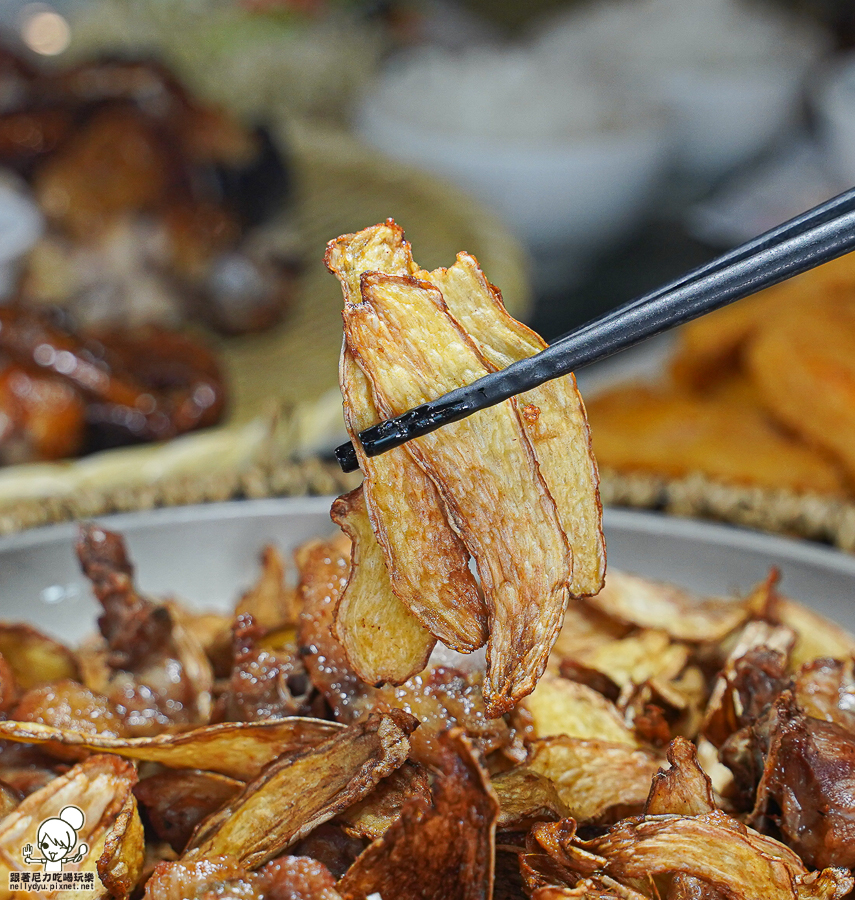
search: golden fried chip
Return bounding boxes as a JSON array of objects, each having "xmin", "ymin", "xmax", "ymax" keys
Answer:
[
  {"xmin": 527, "ymin": 737, "xmax": 661, "ymax": 823},
  {"xmin": 346, "ymin": 272, "xmax": 571, "ymax": 716},
  {"xmin": 336, "ymin": 729, "xmax": 498, "ymax": 900},
  {"xmin": 491, "ymin": 768, "xmax": 570, "ymax": 830},
  {"xmin": 0, "ymin": 754, "xmax": 143, "ymax": 898},
  {"xmin": 0, "ymin": 717, "xmax": 343, "ymax": 780},
  {"xmin": 0, "ymin": 624, "xmax": 79, "ymax": 690},
  {"xmin": 134, "ymin": 770, "xmax": 243, "ymax": 854},
  {"xmin": 644, "ymin": 737, "xmax": 716, "ymax": 817},
  {"xmin": 586, "ymin": 384, "xmax": 846, "ymax": 495},
  {"xmin": 186, "ymin": 709, "xmax": 417, "ymax": 869},
  {"xmin": 337, "ymin": 762, "xmax": 431, "ymax": 841},
  {"xmin": 587, "ymin": 572, "xmax": 754, "ymax": 644},
  {"xmin": 520, "ymin": 676, "xmax": 636, "ymax": 745},
  {"xmin": 331, "ymin": 486, "xmax": 436, "ymax": 685},
  {"xmin": 235, "ymin": 545, "xmax": 299, "ymax": 631},
  {"xmin": 774, "ymin": 598, "xmax": 855, "ymax": 671},
  {"xmin": 423, "ymin": 253, "xmax": 605, "ymax": 598},
  {"xmin": 14, "ymin": 680, "xmax": 126, "ymax": 739},
  {"xmin": 578, "ymin": 811, "xmax": 853, "ymax": 900},
  {"xmin": 328, "ymin": 224, "xmax": 487, "ymax": 653}
]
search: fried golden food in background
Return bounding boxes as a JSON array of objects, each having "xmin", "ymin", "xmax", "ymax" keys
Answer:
[
  {"xmin": 327, "ymin": 221, "xmax": 604, "ymax": 717},
  {"xmin": 0, "ymin": 522, "xmax": 855, "ymax": 896},
  {"xmin": 589, "ymin": 256, "xmax": 855, "ymax": 508}
]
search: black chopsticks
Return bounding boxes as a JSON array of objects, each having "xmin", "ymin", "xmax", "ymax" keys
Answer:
[{"xmin": 334, "ymin": 185, "xmax": 855, "ymax": 474}]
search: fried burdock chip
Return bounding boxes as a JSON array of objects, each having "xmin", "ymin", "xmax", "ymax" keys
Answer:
[
  {"xmin": 235, "ymin": 544, "xmax": 299, "ymax": 632},
  {"xmin": 13, "ymin": 679, "xmax": 126, "ymax": 739},
  {"xmin": 577, "ymin": 811, "xmax": 853, "ymax": 900},
  {"xmin": 644, "ymin": 737, "xmax": 716, "ymax": 817},
  {"xmin": 519, "ymin": 676, "xmax": 637, "ymax": 745},
  {"xmin": 336, "ymin": 729, "xmax": 498, "ymax": 900},
  {"xmin": 0, "ymin": 717, "xmax": 342, "ymax": 779},
  {"xmin": 345, "ymin": 272, "xmax": 571, "ymax": 716},
  {"xmin": 527, "ymin": 736, "xmax": 662, "ymax": 823},
  {"xmin": 491, "ymin": 767, "xmax": 571, "ymax": 831},
  {"xmin": 586, "ymin": 572, "xmax": 754, "ymax": 645},
  {"xmin": 185, "ymin": 709, "xmax": 417, "ymax": 869},
  {"xmin": 0, "ymin": 754, "xmax": 144, "ymax": 899},
  {"xmin": 0, "ymin": 623, "xmax": 79, "ymax": 690},
  {"xmin": 328, "ymin": 225, "xmax": 487, "ymax": 654},
  {"xmin": 133, "ymin": 769, "xmax": 243, "ymax": 854},
  {"xmin": 421, "ymin": 252, "xmax": 605, "ymax": 598},
  {"xmin": 336, "ymin": 762, "xmax": 431, "ymax": 842},
  {"xmin": 331, "ymin": 486, "xmax": 436, "ymax": 685}
]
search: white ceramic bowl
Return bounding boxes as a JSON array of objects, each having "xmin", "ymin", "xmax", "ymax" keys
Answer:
[
  {"xmin": 656, "ymin": 61, "xmax": 808, "ymax": 182},
  {"xmin": 814, "ymin": 52, "xmax": 855, "ymax": 188},
  {"xmin": 2, "ymin": 498, "xmax": 855, "ymax": 644},
  {"xmin": 355, "ymin": 94, "xmax": 669, "ymax": 293}
]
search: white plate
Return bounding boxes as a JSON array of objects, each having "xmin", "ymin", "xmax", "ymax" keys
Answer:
[{"xmin": 2, "ymin": 498, "xmax": 855, "ymax": 645}]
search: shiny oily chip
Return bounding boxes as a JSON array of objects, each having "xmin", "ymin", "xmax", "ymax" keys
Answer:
[
  {"xmin": 586, "ymin": 572, "xmax": 753, "ymax": 644},
  {"xmin": 0, "ymin": 754, "xmax": 144, "ymax": 899},
  {"xmin": 186, "ymin": 709, "xmax": 417, "ymax": 870},
  {"xmin": 579, "ymin": 811, "xmax": 853, "ymax": 900},
  {"xmin": 337, "ymin": 729, "xmax": 498, "ymax": 900},
  {"xmin": 0, "ymin": 717, "xmax": 343, "ymax": 780},
  {"xmin": 337, "ymin": 762, "xmax": 432, "ymax": 842},
  {"xmin": 491, "ymin": 768, "xmax": 571, "ymax": 831},
  {"xmin": 519, "ymin": 675, "xmax": 637, "ymax": 745},
  {"xmin": 527, "ymin": 736, "xmax": 662, "ymax": 824},
  {"xmin": 328, "ymin": 223, "xmax": 486, "ymax": 654},
  {"xmin": 422, "ymin": 253, "xmax": 604, "ymax": 598},
  {"xmin": 644, "ymin": 737, "xmax": 716, "ymax": 817},
  {"xmin": 331, "ymin": 486, "xmax": 436, "ymax": 685},
  {"xmin": 345, "ymin": 272, "xmax": 571, "ymax": 716},
  {"xmin": 0, "ymin": 623, "xmax": 79, "ymax": 690}
]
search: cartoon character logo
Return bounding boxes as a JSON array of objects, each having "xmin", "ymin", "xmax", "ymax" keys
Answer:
[{"xmin": 22, "ymin": 806, "xmax": 88, "ymax": 874}]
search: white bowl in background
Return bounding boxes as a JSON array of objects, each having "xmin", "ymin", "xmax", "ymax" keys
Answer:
[
  {"xmin": 814, "ymin": 52, "xmax": 855, "ymax": 188},
  {"xmin": 656, "ymin": 61, "xmax": 808, "ymax": 182},
  {"xmin": 2, "ymin": 497, "xmax": 855, "ymax": 644},
  {"xmin": 356, "ymin": 96, "xmax": 669, "ymax": 294}
]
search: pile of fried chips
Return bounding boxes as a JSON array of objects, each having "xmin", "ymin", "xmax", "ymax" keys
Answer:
[{"xmin": 326, "ymin": 221, "xmax": 605, "ymax": 716}]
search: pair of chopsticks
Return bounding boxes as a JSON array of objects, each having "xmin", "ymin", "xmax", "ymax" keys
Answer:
[{"xmin": 335, "ymin": 186, "xmax": 855, "ymax": 474}]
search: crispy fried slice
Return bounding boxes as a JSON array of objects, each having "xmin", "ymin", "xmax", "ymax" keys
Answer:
[
  {"xmin": 336, "ymin": 730, "xmax": 498, "ymax": 900},
  {"xmin": 423, "ymin": 253, "xmax": 604, "ymax": 597},
  {"xmin": 329, "ymin": 223, "xmax": 486, "ymax": 654},
  {"xmin": 520, "ymin": 676, "xmax": 637, "ymax": 745},
  {"xmin": 134, "ymin": 770, "xmax": 243, "ymax": 854},
  {"xmin": 337, "ymin": 762, "xmax": 431, "ymax": 841},
  {"xmin": 342, "ymin": 345, "xmax": 487, "ymax": 653},
  {"xmin": 491, "ymin": 768, "xmax": 570, "ymax": 830},
  {"xmin": 586, "ymin": 572, "xmax": 753, "ymax": 644},
  {"xmin": 0, "ymin": 717, "xmax": 342, "ymax": 780},
  {"xmin": 773, "ymin": 598, "xmax": 855, "ymax": 672},
  {"xmin": 0, "ymin": 623, "xmax": 79, "ymax": 690},
  {"xmin": 527, "ymin": 737, "xmax": 662, "ymax": 823},
  {"xmin": 296, "ymin": 540, "xmax": 511, "ymax": 766},
  {"xmin": 185, "ymin": 709, "xmax": 417, "ymax": 869},
  {"xmin": 346, "ymin": 273, "xmax": 571, "ymax": 716},
  {"xmin": 235, "ymin": 545, "xmax": 299, "ymax": 631},
  {"xmin": 747, "ymin": 295, "xmax": 855, "ymax": 483},
  {"xmin": 702, "ymin": 621, "xmax": 793, "ymax": 748},
  {"xmin": 644, "ymin": 738, "xmax": 716, "ymax": 816},
  {"xmin": 549, "ymin": 602, "xmax": 631, "ymax": 666},
  {"xmin": 143, "ymin": 857, "xmax": 261, "ymax": 900},
  {"xmin": 0, "ymin": 754, "xmax": 143, "ymax": 898},
  {"xmin": 13, "ymin": 679, "xmax": 126, "ymax": 738},
  {"xmin": 331, "ymin": 486, "xmax": 436, "ymax": 685},
  {"xmin": 585, "ymin": 383, "xmax": 846, "ymax": 495},
  {"xmin": 296, "ymin": 538, "xmax": 369, "ymax": 724}
]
